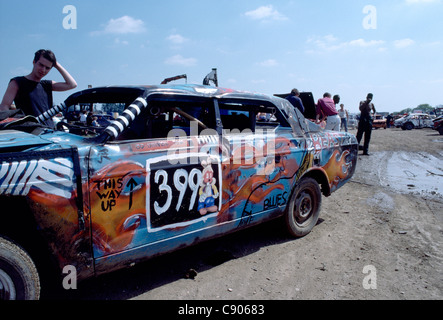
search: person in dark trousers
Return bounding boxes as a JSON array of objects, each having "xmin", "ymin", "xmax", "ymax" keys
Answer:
[
  {"xmin": 356, "ymin": 93, "xmax": 376, "ymax": 155},
  {"xmin": 338, "ymin": 104, "xmax": 349, "ymax": 132},
  {"xmin": 0, "ymin": 49, "xmax": 77, "ymax": 128},
  {"xmin": 286, "ymin": 88, "xmax": 305, "ymax": 114},
  {"xmin": 386, "ymin": 114, "xmax": 393, "ymax": 128}
]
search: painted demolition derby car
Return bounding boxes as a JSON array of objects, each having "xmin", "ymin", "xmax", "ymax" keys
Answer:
[
  {"xmin": 0, "ymin": 84, "xmax": 358, "ymax": 300},
  {"xmin": 394, "ymin": 113, "xmax": 435, "ymax": 130}
]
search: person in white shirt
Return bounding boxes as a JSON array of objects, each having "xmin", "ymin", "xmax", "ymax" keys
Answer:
[{"xmin": 338, "ymin": 104, "xmax": 349, "ymax": 132}]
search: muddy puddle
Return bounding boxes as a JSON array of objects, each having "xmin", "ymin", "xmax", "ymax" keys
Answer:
[{"xmin": 375, "ymin": 151, "xmax": 443, "ymax": 200}]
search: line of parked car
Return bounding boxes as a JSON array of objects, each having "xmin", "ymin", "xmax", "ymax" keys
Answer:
[
  {"xmin": 394, "ymin": 113, "xmax": 440, "ymax": 131},
  {"xmin": 344, "ymin": 112, "xmax": 442, "ymax": 134}
]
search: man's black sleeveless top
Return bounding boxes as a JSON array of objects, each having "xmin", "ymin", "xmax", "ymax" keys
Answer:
[{"xmin": 12, "ymin": 76, "xmax": 54, "ymax": 128}]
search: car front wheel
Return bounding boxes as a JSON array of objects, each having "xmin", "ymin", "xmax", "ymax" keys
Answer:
[
  {"xmin": 403, "ymin": 122, "xmax": 414, "ymax": 130},
  {"xmin": 0, "ymin": 236, "xmax": 40, "ymax": 300},
  {"xmin": 285, "ymin": 178, "xmax": 322, "ymax": 238}
]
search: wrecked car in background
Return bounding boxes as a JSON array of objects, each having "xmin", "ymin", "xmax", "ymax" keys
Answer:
[
  {"xmin": 0, "ymin": 84, "xmax": 358, "ymax": 300},
  {"xmin": 372, "ymin": 115, "xmax": 387, "ymax": 130},
  {"xmin": 394, "ymin": 113, "xmax": 434, "ymax": 130}
]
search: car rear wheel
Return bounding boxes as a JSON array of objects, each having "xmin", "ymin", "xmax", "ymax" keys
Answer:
[
  {"xmin": 285, "ymin": 178, "xmax": 321, "ymax": 238},
  {"xmin": 0, "ymin": 236, "xmax": 40, "ymax": 300}
]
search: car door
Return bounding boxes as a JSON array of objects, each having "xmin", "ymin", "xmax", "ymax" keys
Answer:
[
  {"xmin": 218, "ymin": 99, "xmax": 307, "ymax": 229},
  {"xmin": 422, "ymin": 115, "xmax": 433, "ymax": 128},
  {"xmin": 87, "ymin": 98, "xmax": 227, "ymax": 273}
]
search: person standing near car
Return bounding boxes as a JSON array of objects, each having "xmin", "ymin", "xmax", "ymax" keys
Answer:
[
  {"xmin": 356, "ymin": 93, "xmax": 376, "ymax": 155},
  {"xmin": 339, "ymin": 104, "xmax": 349, "ymax": 132},
  {"xmin": 286, "ymin": 88, "xmax": 305, "ymax": 114},
  {"xmin": 386, "ymin": 113, "xmax": 393, "ymax": 128},
  {"xmin": 0, "ymin": 49, "xmax": 77, "ymax": 128},
  {"xmin": 79, "ymin": 110, "xmax": 87, "ymax": 124},
  {"xmin": 315, "ymin": 92, "xmax": 340, "ymax": 131}
]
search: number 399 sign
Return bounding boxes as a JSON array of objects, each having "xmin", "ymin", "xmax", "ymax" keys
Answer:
[{"xmin": 146, "ymin": 156, "xmax": 221, "ymax": 231}]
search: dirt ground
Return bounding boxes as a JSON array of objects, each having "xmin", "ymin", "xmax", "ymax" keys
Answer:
[{"xmin": 43, "ymin": 127, "xmax": 443, "ymax": 301}]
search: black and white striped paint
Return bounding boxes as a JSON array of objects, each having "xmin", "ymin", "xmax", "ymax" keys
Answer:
[
  {"xmin": 0, "ymin": 157, "xmax": 75, "ymax": 199},
  {"xmin": 104, "ymin": 97, "xmax": 148, "ymax": 139}
]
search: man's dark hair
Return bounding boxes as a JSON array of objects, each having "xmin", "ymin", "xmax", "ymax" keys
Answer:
[
  {"xmin": 34, "ymin": 49, "xmax": 57, "ymax": 67},
  {"xmin": 291, "ymin": 88, "xmax": 300, "ymax": 96},
  {"xmin": 333, "ymin": 94, "xmax": 340, "ymax": 104}
]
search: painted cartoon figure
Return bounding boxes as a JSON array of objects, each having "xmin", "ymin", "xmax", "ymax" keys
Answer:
[{"xmin": 198, "ymin": 157, "xmax": 219, "ymax": 216}]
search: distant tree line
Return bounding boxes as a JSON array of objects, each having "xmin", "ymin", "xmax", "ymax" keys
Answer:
[{"xmin": 397, "ymin": 104, "xmax": 442, "ymax": 115}]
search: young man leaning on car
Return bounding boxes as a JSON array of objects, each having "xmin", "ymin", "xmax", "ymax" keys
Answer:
[{"xmin": 0, "ymin": 49, "xmax": 77, "ymax": 128}]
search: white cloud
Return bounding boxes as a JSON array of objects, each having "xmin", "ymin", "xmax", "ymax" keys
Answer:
[
  {"xmin": 348, "ymin": 39, "xmax": 386, "ymax": 47},
  {"xmin": 307, "ymin": 35, "xmax": 385, "ymax": 52},
  {"xmin": 308, "ymin": 35, "xmax": 417, "ymax": 53},
  {"xmin": 10, "ymin": 66, "xmax": 30, "ymax": 77},
  {"xmin": 394, "ymin": 38, "xmax": 415, "ymax": 48},
  {"xmin": 114, "ymin": 38, "xmax": 129, "ymax": 46},
  {"xmin": 164, "ymin": 54, "xmax": 197, "ymax": 67},
  {"xmin": 307, "ymin": 34, "xmax": 343, "ymax": 51},
  {"xmin": 245, "ymin": 5, "xmax": 288, "ymax": 21},
  {"xmin": 257, "ymin": 59, "xmax": 279, "ymax": 67},
  {"xmin": 167, "ymin": 34, "xmax": 189, "ymax": 45},
  {"xmin": 92, "ymin": 16, "xmax": 146, "ymax": 35}
]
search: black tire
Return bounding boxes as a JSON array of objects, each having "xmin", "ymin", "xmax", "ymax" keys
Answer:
[
  {"xmin": 438, "ymin": 126, "xmax": 443, "ymax": 135},
  {"xmin": 285, "ymin": 178, "xmax": 322, "ymax": 238},
  {"xmin": 0, "ymin": 236, "xmax": 40, "ymax": 300}
]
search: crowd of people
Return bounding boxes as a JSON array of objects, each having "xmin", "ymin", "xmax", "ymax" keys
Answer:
[{"xmin": 286, "ymin": 89, "xmax": 376, "ymax": 155}]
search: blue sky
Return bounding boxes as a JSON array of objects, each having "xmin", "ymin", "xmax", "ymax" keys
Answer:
[{"xmin": 1, "ymin": 0, "xmax": 442, "ymax": 113}]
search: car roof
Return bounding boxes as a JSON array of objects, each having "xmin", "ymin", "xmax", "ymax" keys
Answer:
[
  {"xmin": 65, "ymin": 84, "xmax": 282, "ymax": 106},
  {"xmin": 63, "ymin": 84, "xmax": 297, "ymax": 143}
]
